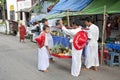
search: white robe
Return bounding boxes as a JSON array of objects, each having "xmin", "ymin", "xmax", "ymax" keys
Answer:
[
  {"xmin": 62, "ymin": 26, "xmax": 83, "ymax": 77},
  {"xmin": 41, "ymin": 24, "xmax": 54, "ymax": 59},
  {"xmin": 47, "ymin": 33, "xmax": 54, "ymax": 58},
  {"xmin": 38, "ymin": 33, "xmax": 49, "ymax": 70},
  {"xmin": 85, "ymin": 24, "xmax": 99, "ymax": 68},
  {"xmin": 47, "ymin": 33, "xmax": 54, "ymax": 48}
]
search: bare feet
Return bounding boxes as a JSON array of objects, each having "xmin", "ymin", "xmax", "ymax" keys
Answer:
[
  {"xmin": 43, "ymin": 70, "xmax": 48, "ymax": 72},
  {"xmin": 40, "ymin": 69, "xmax": 48, "ymax": 72},
  {"xmin": 82, "ymin": 67, "xmax": 89, "ymax": 71},
  {"xmin": 20, "ymin": 39, "xmax": 26, "ymax": 43},
  {"xmin": 93, "ymin": 67, "xmax": 98, "ymax": 71},
  {"xmin": 49, "ymin": 58, "xmax": 54, "ymax": 63}
]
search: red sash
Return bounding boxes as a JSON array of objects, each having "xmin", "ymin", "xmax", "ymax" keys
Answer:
[
  {"xmin": 35, "ymin": 32, "xmax": 46, "ymax": 48},
  {"xmin": 73, "ymin": 31, "xmax": 88, "ymax": 50}
]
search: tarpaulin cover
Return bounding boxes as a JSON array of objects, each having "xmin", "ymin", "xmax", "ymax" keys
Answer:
[
  {"xmin": 52, "ymin": 36, "xmax": 70, "ymax": 48},
  {"xmin": 30, "ymin": 0, "xmax": 120, "ymax": 24},
  {"xmin": 49, "ymin": 0, "xmax": 93, "ymax": 14},
  {"xmin": 43, "ymin": 0, "xmax": 120, "ymax": 19},
  {"xmin": 30, "ymin": 0, "xmax": 92, "ymax": 24}
]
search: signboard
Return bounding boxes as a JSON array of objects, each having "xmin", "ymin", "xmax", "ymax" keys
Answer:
[
  {"xmin": 10, "ymin": 5, "xmax": 14, "ymax": 11},
  {"xmin": 17, "ymin": 0, "xmax": 32, "ymax": 11}
]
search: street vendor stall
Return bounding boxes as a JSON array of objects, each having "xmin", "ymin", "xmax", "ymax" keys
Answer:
[{"xmin": 30, "ymin": 0, "xmax": 120, "ymax": 64}]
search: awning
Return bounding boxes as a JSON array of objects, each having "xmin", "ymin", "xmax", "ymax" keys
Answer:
[
  {"xmin": 80, "ymin": 0, "xmax": 119, "ymax": 15},
  {"xmin": 107, "ymin": 1, "xmax": 120, "ymax": 14},
  {"xmin": 30, "ymin": 0, "xmax": 120, "ymax": 24},
  {"xmin": 44, "ymin": 0, "xmax": 120, "ymax": 19},
  {"xmin": 30, "ymin": 0, "xmax": 93, "ymax": 24},
  {"xmin": 29, "ymin": 14, "xmax": 45, "ymax": 25},
  {"xmin": 49, "ymin": 0, "xmax": 93, "ymax": 14}
]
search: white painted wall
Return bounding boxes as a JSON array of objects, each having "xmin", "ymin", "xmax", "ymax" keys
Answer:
[
  {"xmin": 0, "ymin": 24, "xmax": 6, "ymax": 33},
  {"xmin": 6, "ymin": 0, "xmax": 32, "ymax": 21},
  {"xmin": 6, "ymin": 0, "xmax": 17, "ymax": 21}
]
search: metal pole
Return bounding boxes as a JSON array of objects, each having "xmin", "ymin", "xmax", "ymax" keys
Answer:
[{"xmin": 101, "ymin": 5, "xmax": 107, "ymax": 64}]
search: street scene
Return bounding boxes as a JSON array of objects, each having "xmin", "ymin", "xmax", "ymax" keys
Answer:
[
  {"xmin": 0, "ymin": 33, "xmax": 120, "ymax": 80},
  {"xmin": 0, "ymin": 0, "xmax": 120, "ymax": 80}
]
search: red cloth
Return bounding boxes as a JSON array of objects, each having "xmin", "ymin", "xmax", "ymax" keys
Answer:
[
  {"xmin": 51, "ymin": 53, "xmax": 72, "ymax": 59},
  {"xmin": 19, "ymin": 25, "xmax": 26, "ymax": 40},
  {"xmin": 106, "ymin": 23, "xmax": 111, "ymax": 38},
  {"xmin": 35, "ymin": 32, "xmax": 46, "ymax": 48},
  {"xmin": 73, "ymin": 31, "xmax": 88, "ymax": 50},
  {"xmin": 98, "ymin": 50, "xmax": 109, "ymax": 63}
]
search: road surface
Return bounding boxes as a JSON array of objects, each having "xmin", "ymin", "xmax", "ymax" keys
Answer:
[{"xmin": 0, "ymin": 34, "xmax": 120, "ymax": 80}]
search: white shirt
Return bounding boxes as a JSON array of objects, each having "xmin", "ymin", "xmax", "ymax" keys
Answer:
[
  {"xmin": 62, "ymin": 26, "xmax": 82, "ymax": 43},
  {"xmin": 87, "ymin": 24, "xmax": 99, "ymax": 41},
  {"xmin": 44, "ymin": 33, "xmax": 48, "ymax": 46},
  {"xmin": 62, "ymin": 26, "xmax": 82, "ymax": 37}
]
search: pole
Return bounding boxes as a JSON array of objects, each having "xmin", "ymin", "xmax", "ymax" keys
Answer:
[
  {"xmin": 38, "ymin": 0, "xmax": 41, "ymax": 13},
  {"xmin": 1, "ymin": 0, "xmax": 7, "ymax": 34},
  {"xmin": 101, "ymin": 5, "xmax": 107, "ymax": 64},
  {"xmin": 17, "ymin": 0, "xmax": 19, "ymax": 21},
  {"xmin": 38, "ymin": 0, "xmax": 41, "ymax": 28},
  {"xmin": 67, "ymin": 10, "xmax": 70, "ymax": 27},
  {"xmin": 17, "ymin": 0, "xmax": 20, "ymax": 36}
]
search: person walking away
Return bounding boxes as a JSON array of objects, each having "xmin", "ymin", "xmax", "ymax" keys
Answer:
[
  {"xmin": 19, "ymin": 23, "xmax": 26, "ymax": 42},
  {"xmin": 36, "ymin": 25, "xmax": 51, "ymax": 72},
  {"xmin": 83, "ymin": 17, "xmax": 99, "ymax": 71}
]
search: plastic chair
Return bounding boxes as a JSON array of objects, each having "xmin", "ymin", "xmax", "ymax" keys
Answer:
[{"xmin": 106, "ymin": 52, "xmax": 120, "ymax": 66}]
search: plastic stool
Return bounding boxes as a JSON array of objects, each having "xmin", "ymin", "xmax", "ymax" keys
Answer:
[
  {"xmin": 99, "ymin": 50, "xmax": 109, "ymax": 63},
  {"xmin": 106, "ymin": 52, "xmax": 120, "ymax": 66}
]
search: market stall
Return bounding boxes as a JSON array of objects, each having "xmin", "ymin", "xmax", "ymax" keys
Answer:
[{"xmin": 30, "ymin": 0, "xmax": 120, "ymax": 64}]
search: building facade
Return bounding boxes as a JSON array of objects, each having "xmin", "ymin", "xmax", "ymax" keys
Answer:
[{"xmin": 5, "ymin": 0, "xmax": 34, "ymax": 35}]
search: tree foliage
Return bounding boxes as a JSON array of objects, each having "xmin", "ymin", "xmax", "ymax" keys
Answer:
[{"xmin": 0, "ymin": 0, "xmax": 5, "ymax": 6}]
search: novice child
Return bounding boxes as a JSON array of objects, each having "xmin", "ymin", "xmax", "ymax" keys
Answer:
[{"xmin": 36, "ymin": 25, "xmax": 51, "ymax": 72}]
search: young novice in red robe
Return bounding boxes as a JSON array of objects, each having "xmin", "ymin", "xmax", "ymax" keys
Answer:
[{"xmin": 19, "ymin": 23, "xmax": 26, "ymax": 42}]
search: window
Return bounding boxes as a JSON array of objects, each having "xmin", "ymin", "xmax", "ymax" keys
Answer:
[{"xmin": 20, "ymin": 12, "xmax": 23, "ymax": 20}]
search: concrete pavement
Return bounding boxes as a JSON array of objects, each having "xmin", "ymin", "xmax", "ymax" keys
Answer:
[{"xmin": 0, "ymin": 34, "xmax": 120, "ymax": 80}]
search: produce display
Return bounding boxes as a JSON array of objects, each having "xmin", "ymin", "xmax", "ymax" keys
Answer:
[
  {"xmin": 50, "ymin": 44, "xmax": 72, "ymax": 57},
  {"xmin": 51, "ymin": 30, "xmax": 59, "ymax": 36}
]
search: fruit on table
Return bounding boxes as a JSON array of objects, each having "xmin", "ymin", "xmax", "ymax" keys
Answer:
[
  {"xmin": 50, "ymin": 44, "xmax": 72, "ymax": 56},
  {"xmin": 63, "ymin": 50, "xmax": 67, "ymax": 54},
  {"xmin": 58, "ymin": 53, "xmax": 65, "ymax": 56}
]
